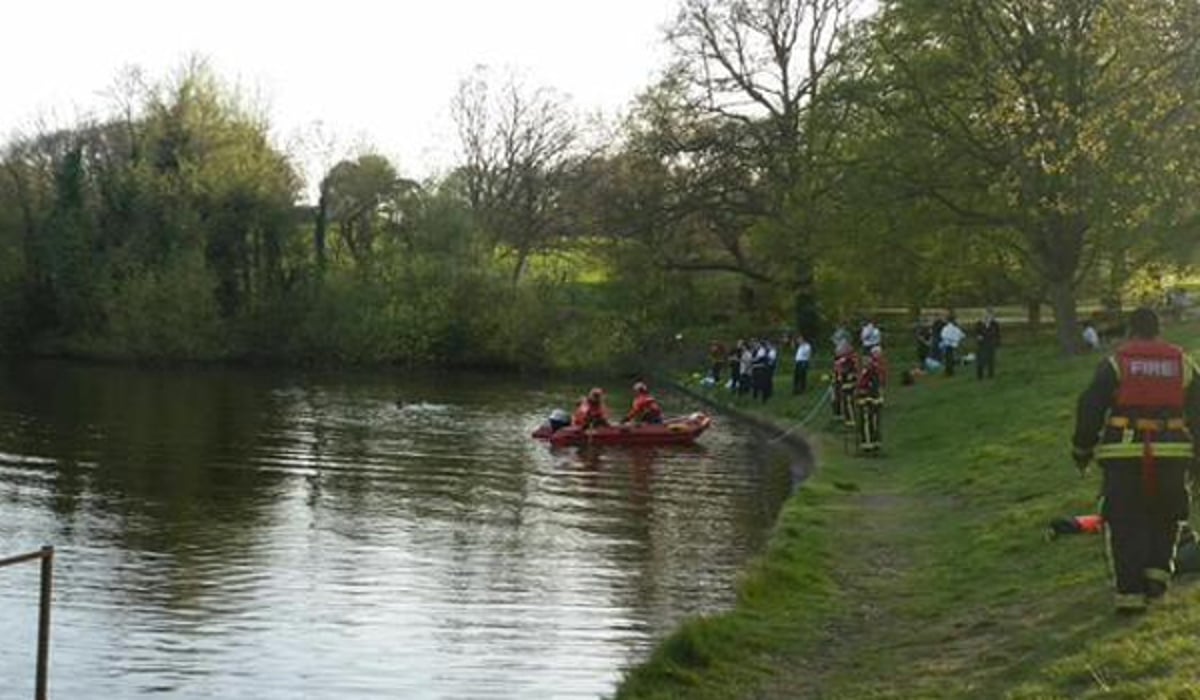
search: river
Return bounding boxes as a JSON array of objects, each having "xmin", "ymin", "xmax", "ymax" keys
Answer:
[{"xmin": 0, "ymin": 362, "xmax": 793, "ymax": 699}]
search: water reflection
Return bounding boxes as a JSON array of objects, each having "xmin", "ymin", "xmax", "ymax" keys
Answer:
[{"xmin": 0, "ymin": 362, "xmax": 792, "ymax": 698}]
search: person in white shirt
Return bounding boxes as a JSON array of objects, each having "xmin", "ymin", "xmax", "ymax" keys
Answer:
[
  {"xmin": 1081, "ymin": 321, "xmax": 1101, "ymax": 351},
  {"xmin": 792, "ymin": 334, "xmax": 812, "ymax": 394},
  {"xmin": 940, "ymin": 315, "xmax": 966, "ymax": 376},
  {"xmin": 860, "ymin": 320, "xmax": 882, "ymax": 352}
]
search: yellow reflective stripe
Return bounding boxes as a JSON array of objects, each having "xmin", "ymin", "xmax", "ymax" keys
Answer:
[
  {"xmin": 1108, "ymin": 355, "xmax": 1121, "ymax": 380},
  {"xmin": 1145, "ymin": 567, "xmax": 1172, "ymax": 584},
  {"xmin": 1108, "ymin": 417, "xmax": 1186, "ymax": 430},
  {"xmin": 1096, "ymin": 443, "xmax": 1194, "ymax": 459}
]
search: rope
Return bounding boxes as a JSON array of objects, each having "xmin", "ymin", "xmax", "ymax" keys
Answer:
[{"xmin": 768, "ymin": 385, "xmax": 833, "ymax": 444}]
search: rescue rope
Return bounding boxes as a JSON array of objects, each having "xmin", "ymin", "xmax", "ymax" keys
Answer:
[{"xmin": 768, "ymin": 385, "xmax": 833, "ymax": 444}]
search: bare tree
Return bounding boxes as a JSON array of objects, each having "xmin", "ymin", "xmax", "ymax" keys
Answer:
[
  {"xmin": 628, "ymin": 0, "xmax": 858, "ymax": 326},
  {"xmin": 451, "ymin": 68, "xmax": 580, "ymax": 284},
  {"xmin": 669, "ymin": 0, "xmax": 857, "ymax": 192}
]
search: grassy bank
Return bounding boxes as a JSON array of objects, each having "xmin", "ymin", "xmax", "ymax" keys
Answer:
[{"xmin": 617, "ymin": 324, "xmax": 1200, "ymax": 699}]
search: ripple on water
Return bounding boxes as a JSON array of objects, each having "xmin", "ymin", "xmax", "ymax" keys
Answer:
[{"xmin": 0, "ymin": 367, "xmax": 793, "ymax": 699}]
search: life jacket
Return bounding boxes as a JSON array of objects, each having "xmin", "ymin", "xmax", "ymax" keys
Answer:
[
  {"xmin": 834, "ymin": 353, "xmax": 858, "ymax": 384},
  {"xmin": 1112, "ymin": 340, "xmax": 1187, "ymax": 412},
  {"xmin": 856, "ymin": 356, "xmax": 884, "ymax": 396},
  {"xmin": 1047, "ymin": 514, "xmax": 1104, "ymax": 536},
  {"xmin": 1097, "ymin": 339, "xmax": 1195, "ymax": 493},
  {"xmin": 628, "ymin": 394, "xmax": 663, "ymax": 422},
  {"xmin": 572, "ymin": 400, "xmax": 609, "ymax": 428}
]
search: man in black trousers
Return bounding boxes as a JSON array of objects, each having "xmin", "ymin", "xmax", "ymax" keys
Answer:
[
  {"xmin": 1072, "ymin": 308, "xmax": 1200, "ymax": 613},
  {"xmin": 975, "ymin": 308, "xmax": 1001, "ymax": 380}
]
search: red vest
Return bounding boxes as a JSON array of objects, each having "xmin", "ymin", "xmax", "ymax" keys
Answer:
[
  {"xmin": 1114, "ymin": 340, "xmax": 1186, "ymax": 412},
  {"xmin": 629, "ymin": 394, "xmax": 663, "ymax": 422},
  {"xmin": 834, "ymin": 353, "xmax": 858, "ymax": 382}
]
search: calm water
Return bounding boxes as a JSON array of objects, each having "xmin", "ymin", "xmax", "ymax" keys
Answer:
[{"xmin": 0, "ymin": 362, "xmax": 792, "ymax": 699}]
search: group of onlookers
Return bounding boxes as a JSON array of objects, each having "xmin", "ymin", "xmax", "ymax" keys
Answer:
[
  {"xmin": 708, "ymin": 335, "xmax": 814, "ymax": 403},
  {"xmin": 706, "ymin": 308, "xmax": 1009, "ymax": 409},
  {"xmin": 721, "ymin": 339, "xmax": 782, "ymax": 402},
  {"xmin": 912, "ymin": 310, "xmax": 1000, "ymax": 380}
]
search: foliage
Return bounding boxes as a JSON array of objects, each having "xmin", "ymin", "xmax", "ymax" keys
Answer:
[
  {"xmin": 861, "ymin": 0, "xmax": 1200, "ymax": 351},
  {"xmin": 4, "ymin": 6, "xmax": 1200, "ymax": 369}
]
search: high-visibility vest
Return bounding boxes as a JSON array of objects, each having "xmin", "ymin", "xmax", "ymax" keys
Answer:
[
  {"xmin": 1113, "ymin": 340, "xmax": 1188, "ymax": 410},
  {"xmin": 1096, "ymin": 340, "xmax": 1194, "ymax": 461}
]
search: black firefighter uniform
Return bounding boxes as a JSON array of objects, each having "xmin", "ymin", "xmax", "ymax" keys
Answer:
[
  {"xmin": 1072, "ymin": 338, "xmax": 1200, "ymax": 612},
  {"xmin": 833, "ymin": 349, "xmax": 858, "ymax": 428},
  {"xmin": 855, "ymin": 351, "xmax": 885, "ymax": 453}
]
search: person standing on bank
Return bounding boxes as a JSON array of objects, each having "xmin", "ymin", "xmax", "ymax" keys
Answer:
[
  {"xmin": 939, "ymin": 315, "xmax": 966, "ymax": 376},
  {"xmin": 855, "ymin": 346, "xmax": 887, "ymax": 454},
  {"xmin": 1072, "ymin": 307, "xmax": 1200, "ymax": 614},
  {"xmin": 974, "ymin": 308, "xmax": 1001, "ymax": 380},
  {"xmin": 860, "ymin": 319, "xmax": 882, "ymax": 354},
  {"xmin": 793, "ymin": 334, "xmax": 812, "ymax": 395}
]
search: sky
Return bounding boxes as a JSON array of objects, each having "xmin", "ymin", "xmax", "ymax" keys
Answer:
[{"xmin": 0, "ymin": 0, "xmax": 680, "ymax": 188}]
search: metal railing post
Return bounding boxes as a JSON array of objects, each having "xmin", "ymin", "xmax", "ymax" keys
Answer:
[
  {"xmin": 0, "ymin": 546, "xmax": 54, "ymax": 700},
  {"xmin": 35, "ymin": 546, "xmax": 53, "ymax": 700}
]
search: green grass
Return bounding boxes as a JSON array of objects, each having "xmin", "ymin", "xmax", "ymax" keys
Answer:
[{"xmin": 615, "ymin": 322, "xmax": 1200, "ymax": 699}]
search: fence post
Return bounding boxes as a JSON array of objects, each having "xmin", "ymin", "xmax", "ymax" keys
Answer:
[{"xmin": 35, "ymin": 546, "xmax": 52, "ymax": 700}]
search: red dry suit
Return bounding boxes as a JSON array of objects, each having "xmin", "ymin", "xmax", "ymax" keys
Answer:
[
  {"xmin": 572, "ymin": 399, "xmax": 610, "ymax": 428},
  {"xmin": 626, "ymin": 393, "xmax": 664, "ymax": 423}
]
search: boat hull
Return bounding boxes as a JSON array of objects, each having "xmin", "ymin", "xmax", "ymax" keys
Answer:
[{"xmin": 532, "ymin": 412, "xmax": 712, "ymax": 446}]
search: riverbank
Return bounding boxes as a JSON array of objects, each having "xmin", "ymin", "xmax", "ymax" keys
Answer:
[{"xmin": 617, "ymin": 324, "xmax": 1200, "ymax": 698}]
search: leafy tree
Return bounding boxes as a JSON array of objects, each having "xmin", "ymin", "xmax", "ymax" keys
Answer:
[{"xmin": 865, "ymin": 0, "xmax": 1200, "ymax": 351}]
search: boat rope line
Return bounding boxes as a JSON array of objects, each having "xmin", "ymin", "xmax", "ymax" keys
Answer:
[{"xmin": 768, "ymin": 385, "xmax": 832, "ymax": 444}]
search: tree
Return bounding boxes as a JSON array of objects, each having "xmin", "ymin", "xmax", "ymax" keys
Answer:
[
  {"xmin": 867, "ymin": 0, "xmax": 1200, "ymax": 352},
  {"xmin": 451, "ymin": 68, "xmax": 582, "ymax": 283},
  {"xmin": 319, "ymin": 153, "xmax": 418, "ymax": 268},
  {"xmin": 662, "ymin": 0, "xmax": 860, "ymax": 328}
]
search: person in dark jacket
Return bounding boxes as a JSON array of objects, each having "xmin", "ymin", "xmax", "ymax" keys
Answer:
[
  {"xmin": 1072, "ymin": 307, "xmax": 1200, "ymax": 614},
  {"xmin": 974, "ymin": 308, "xmax": 1001, "ymax": 380}
]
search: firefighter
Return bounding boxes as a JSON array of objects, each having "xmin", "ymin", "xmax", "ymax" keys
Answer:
[
  {"xmin": 832, "ymin": 341, "xmax": 859, "ymax": 430},
  {"xmin": 572, "ymin": 387, "xmax": 612, "ymax": 429},
  {"xmin": 626, "ymin": 382, "xmax": 664, "ymax": 424},
  {"xmin": 1072, "ymin": 307, "xmax": 1200, "ymax": 614},
  {"xmin": 855, "ymin": 346, "xmax": 887, "ymax": 454}
]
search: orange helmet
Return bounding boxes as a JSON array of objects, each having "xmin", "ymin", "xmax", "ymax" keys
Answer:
[{"xmin": 632, "ymin": 381, "xmax": 648, "ymax": 394}]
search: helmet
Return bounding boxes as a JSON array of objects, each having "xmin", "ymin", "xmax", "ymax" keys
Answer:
[{"xmin": 633, "ymin": 381, "xmax": 648, "ymax": 394}]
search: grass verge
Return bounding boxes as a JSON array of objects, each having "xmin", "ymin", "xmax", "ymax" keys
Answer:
[{"xmin": 615, "ymin": 323, "xmax": 1200, "ymax": 699}]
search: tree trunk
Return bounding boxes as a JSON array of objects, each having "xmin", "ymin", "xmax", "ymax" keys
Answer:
[
  {"xmin": 511, "ymin": 248, "xmax": 529, "ymax": 286},
  {"xmin": 1049, "ymin": 279, "xmax": 1080, "ymax": 355},
  {"xmin": 314, "ymin": 189, "xmax": 328, "ymax": 271},
  {"xmin": 793, "ymin": 259, "xmax": 819, "ymax": 338},
  {"xmin": 1026, "ymin": 300, "xmax": 1041, "ymax": 328}
]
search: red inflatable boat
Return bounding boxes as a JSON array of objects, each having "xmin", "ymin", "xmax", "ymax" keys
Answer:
[{"xmin": 532, "ymin": 412, "xmax": 713, "ymax": 446}]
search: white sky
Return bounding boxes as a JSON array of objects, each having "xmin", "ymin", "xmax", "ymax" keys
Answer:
[{"xmin": 0, "ymin": 0, "xmax": 679, "ymax": 189}]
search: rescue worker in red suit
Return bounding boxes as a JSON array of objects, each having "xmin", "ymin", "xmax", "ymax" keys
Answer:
[
  {"xmin": 855, "ymin": 346, "xmax": 887, "ymax": 454},
  {"xmin": 1072, "ymin": 307, "xmax": 1200, "ymax": 614},
  {"xmin": 626, "ymin": 382, "xmax": 664, "ymax": 424},
  {"xmin": 573, "ymin": 387, "xmax": 611, "ymax": 429},
  {"xmin": 832, "ymin": 342, "xmax": 859, "ymax": 429}
]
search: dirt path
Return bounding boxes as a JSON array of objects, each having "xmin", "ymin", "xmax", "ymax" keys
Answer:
[{"xmin": 756, "ymin": 489, "xmax": 926, "ymax": 699}]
